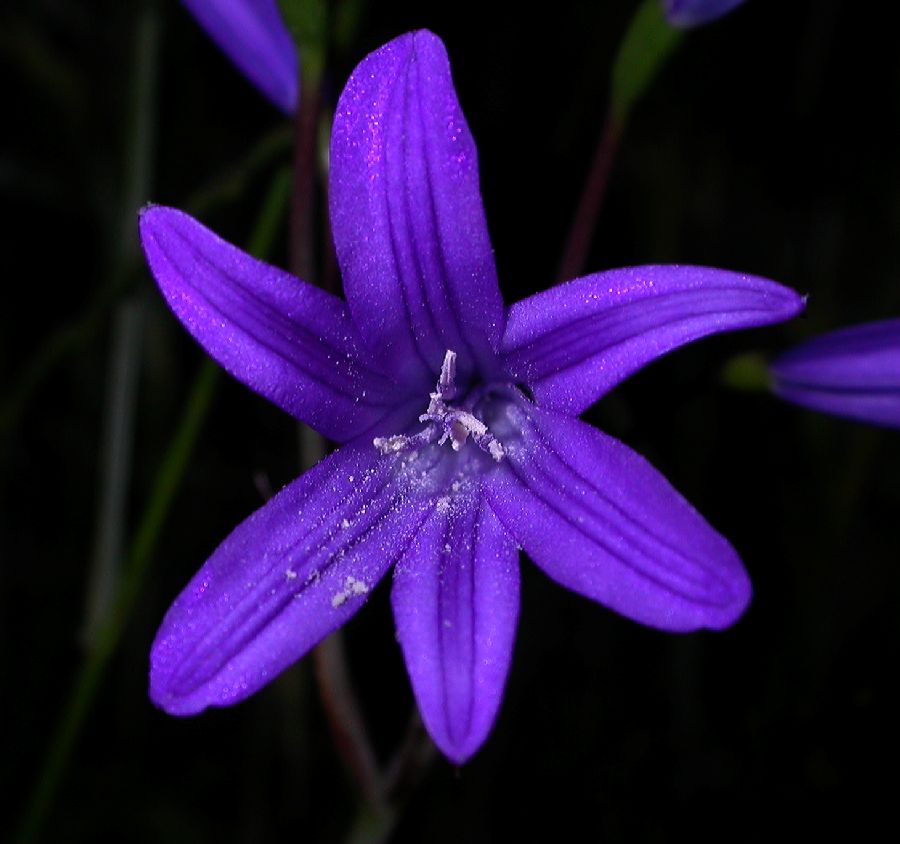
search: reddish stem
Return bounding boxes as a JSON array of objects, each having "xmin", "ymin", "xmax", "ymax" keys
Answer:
[
  {"xmin": 290, "ymin": 55, "xmax": 384, "ymax": 808},
  {"xmin": 313, "ymin": 631, "xmax": 384, "ymax": 808},
  {"xmin": 289, "ymin": 81, "xmax": 321, "ymax": 282},
  {"xmin": 555, "ymin": 114, "xmax": 622, "ymax": 284}
]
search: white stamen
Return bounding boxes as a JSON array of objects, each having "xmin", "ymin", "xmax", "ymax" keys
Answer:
[
  {"xmin": 438, "ymin": 349, "xmax": 457, "ymax": 399},
  {"xmin": 372, "ymin": 349, "xmax": 505, "ymax": 461}
]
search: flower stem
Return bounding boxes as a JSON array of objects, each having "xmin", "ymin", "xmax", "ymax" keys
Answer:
[
  {"xmin": 312, "ymin": 631, "xmax": 384, "ymax": 808},
  {"xmin": 81, "ymin": 0, "xmax": 164, "ymax": 631},
  {"xmin": 13, "ymin": 169, "xmax": 291, "ymax": 844},
  {"xmin": 555, "ymin": 114, "xmax": 622, "ymax": 283},
  {"xmin": 14, "ymin": 359, "xmax": 218, "ymax": 844},
  {"xmin": 555, "ymin": 0, "xmax": 682, "ymax": 283},
  {"xmin": 186, "ymin": 125, "xmax": 293, "ymax": 218},
  {"xmin": 382, "ymin": 708, "xmax": 437, "ymax": 802},
  {"xmin": 82, "ymin": 295, "xmax": 145, "ymax": 646},
  {"xmin": 289, "ymin": 42, "xmax": 322, "ymax": 282},
  {"xmin": 341, "ymin": 709, "xmax": 436, "ymax": 844}
]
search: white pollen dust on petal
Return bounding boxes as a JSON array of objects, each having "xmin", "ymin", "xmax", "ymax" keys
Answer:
[
  {"xmin": 331, "ymin": 575, "xmax": 369, "ymax": 608},
  {"xmin": 373, "ymin": 434, "xmax": 410, "ymax": 455}
]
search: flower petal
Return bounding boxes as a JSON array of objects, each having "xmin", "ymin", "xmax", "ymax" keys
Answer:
[
  {"xmin": 330, "ymin": 30, "xmax": 504, "ymax": 387},
  {"xmin": 483, "ymin": 404, "xmax": 750, "ymax": 631},
  {"xmin": 502, "ymin": 265, "xmax": 804, "ymax": 416},
  {"xmin": 150, "ymin": 442, "xmax": 434, "ymax": 715},
  {"xmin": 771, "ymin": 318, "xmax": 900, "ymax": 428},
  {"xmin": 139, "ymin": 205, "xmax": 399, "ymax": 442},
  {"xmin": 663, "ymin": 0, "xmax": 748, "ymax": 28},
  {"xmin": 392, "ymin": 490, "xmax": 519, "ymax": 763},
  {"xmin": 182, "ymin": 0, "xmax": 298, "ymax": 113}
]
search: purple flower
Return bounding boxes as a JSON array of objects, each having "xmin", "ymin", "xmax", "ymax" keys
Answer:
[
  {"xmin": 182, "ymin": 0, "xmax": 298, "ymax": 113},
  {"xmin": 771, "ymin": 319, "xmax": 900, "ymax": 428},
  {"xmin": 663, "ymin": 0, "xmax": 748, "ymax": 27},
  {"xmin": 140, "ymin": 30, "xmax": 803, "ymax": 762}
]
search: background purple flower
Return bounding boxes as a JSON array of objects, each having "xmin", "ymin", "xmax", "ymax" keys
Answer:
[
  {"xmin": 182, "ymin": 0, "xmax": 298, "ymax": 113},
  {"xmin": 663, "ymin": 0, "xmax": 748, "ymax": 27},
  {"xmin": 771, "ymin": 318, "xmax": 900, "ymax": 428},
  {"xmin": 140, "ymin": 30, "xmax": 803, "ymax": 762}
]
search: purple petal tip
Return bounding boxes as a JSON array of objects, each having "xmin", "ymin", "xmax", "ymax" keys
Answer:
[
  {"xmin": 771, "ymin": 318, "xmax": 900, "ymax": 428},
  {"xmin": 181, "ymin": 0, "xmax": 299, "ymax": 113},
  {"xmin": 663, "ymin": 0, "xmax": 749, "ymax": 28}
]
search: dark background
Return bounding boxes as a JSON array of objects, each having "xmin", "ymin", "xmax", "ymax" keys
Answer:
[{"xmin": 3, "ymin": 0, "xmax": 899, "ymax": 841}]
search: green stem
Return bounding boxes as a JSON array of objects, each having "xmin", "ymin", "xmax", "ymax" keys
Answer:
[
  {"xmin": 82, "ymin": 297, "xmax": 145, "ymax": 645},
  {"xmin": 13, "ymin": 168, "xmax": 291, "ymax": 844},
  {"xmin": 555, "ymin": 0, "xmax": 682, "ymax": 282},
  {"xmin": 186, "ymin": 125, "xmax": 292, "ymax": 218},
  {"xmin": 247, "ymin": 168, "xmax": 294, "ymax": 261},
  {"xmin": 13, "ymin": 359, "xmax": 216, "ymax": 844},
  {"xmin": 82, "ymin": 0, "xmax": 161, "ymax": 639}
]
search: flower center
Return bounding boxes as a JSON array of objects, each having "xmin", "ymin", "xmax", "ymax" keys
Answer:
[{"xmin": 373, "ymin": 350, "xmax": 506, "ymax": 462}]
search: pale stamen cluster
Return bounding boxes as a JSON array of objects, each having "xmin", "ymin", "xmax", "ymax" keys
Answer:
[{"xmin": 373, "ymin": 350, "xmax": 505, "ymax": 462}]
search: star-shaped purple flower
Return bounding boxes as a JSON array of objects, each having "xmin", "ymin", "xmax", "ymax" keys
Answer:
[
  {"xmin": 771, "ymin": 318, "xmax": 900, "ymax": 428},
  {"xmin": 181, "ymin": 0, "xmax": 298, "ymax": 113},
  {"xmin": 140, "ymin": 30, "xmax": 803, "ymax": 762},
  {"xmin": 663, "ymin": 0, "xmax": 748, "ymax": 27}
]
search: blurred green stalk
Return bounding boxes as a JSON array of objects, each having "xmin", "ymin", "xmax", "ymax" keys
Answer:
[
  {"xmin": 14, "ymin": 360, "xmax": 216, "ymax": 844},
  {"xmin": 14, "ymin": 161, "xmax": 291, "ymax": 844},
  {"xmin": 82, "ymin": 0, "xmax": 161, "ymax": 647},
  {"xmin": 556, "ymin": 0, "xmax": 683, "ymax": 282}
]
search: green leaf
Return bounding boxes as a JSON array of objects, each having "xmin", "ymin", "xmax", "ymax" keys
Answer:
[
  {"xmin": 278, "ymin": 0, "xmax": 328, "ymax": 83},
  {"xmin": 610, "ymin": 0, "xmax": 684, "ymax": 124},
  {"xmin": 720, "ymin": 352, "xmax": 773, "ymax": 392}
]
